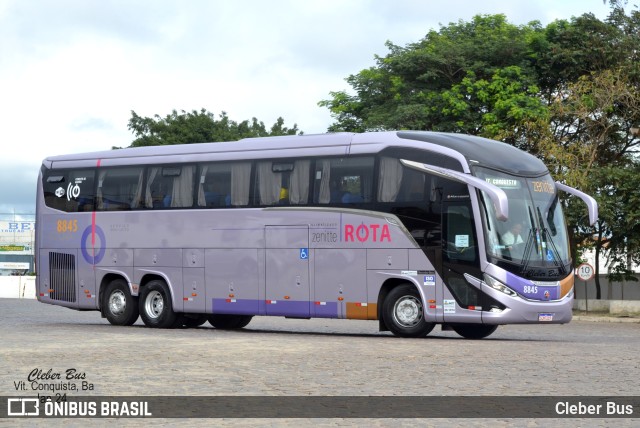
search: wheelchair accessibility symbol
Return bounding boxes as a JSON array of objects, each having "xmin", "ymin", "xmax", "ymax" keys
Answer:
[{"xmin": 299, "ymin": 248, "xmax": 309, "ymax": 260}]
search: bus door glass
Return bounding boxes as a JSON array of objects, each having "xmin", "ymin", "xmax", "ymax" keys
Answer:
[{"xmin": 440, "ymin": 181, "xmax": 482, "ymax": 322}]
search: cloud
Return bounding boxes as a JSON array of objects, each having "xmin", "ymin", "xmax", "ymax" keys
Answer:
[
  {"xmin": 0, "ymin": 163, "xmax": 38, "ymax": 215},
  {"xmin": 0, "ymin": 0, "xmax": 613, "ymax": 213}
]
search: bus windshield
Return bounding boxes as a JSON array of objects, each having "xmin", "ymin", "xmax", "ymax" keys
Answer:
[{"xmin": 474, "ymin": 168, "xmax": 570, "ymax": 272}]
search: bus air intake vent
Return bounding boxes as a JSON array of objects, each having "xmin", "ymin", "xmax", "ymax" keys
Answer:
[{"xmin": 49, "ymin": 252, "xmax": 76, "ymax": 302}]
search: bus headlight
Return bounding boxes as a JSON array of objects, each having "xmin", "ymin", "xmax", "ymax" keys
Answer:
[{"xmin": 484, "ymin": 274, "xmax": 518, "ymax": 297}]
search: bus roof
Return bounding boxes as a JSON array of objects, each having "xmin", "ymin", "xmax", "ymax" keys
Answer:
[
  {"xmin": 395, "ymin": 131, "xmax": 548, "ymax": 176},
  {"xmin": 43, "ymin": 131, "xmax": 548, "ymax": 176}
]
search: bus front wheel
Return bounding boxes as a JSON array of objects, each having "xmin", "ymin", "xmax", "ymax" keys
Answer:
[
  {"xmin": 103, "ymin": 279, "xmax": 139, "ymax": 326},
  {"xmin": 452, "ymin": 324, "xmax": 498, "ymax": 339},
  {"xmin": 139, "ymin": 280, "xmax": 179, "ymax": 328},
  {"xmin": 383, "ymin": 284, "xmax": 435, "ymax": 338}
]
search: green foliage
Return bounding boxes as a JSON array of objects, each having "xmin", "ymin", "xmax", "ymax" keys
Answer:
[
  {"xmin": 591, "ymin": 164, "xmax": 640, "ymax": 283},
  {"xmin": 319, "ymin": 15, "xmax": 543, "ymax": 135},
  {"xmin": 320, "ymin": 5, "xmax": 640, "ymax": 296},
  {"xmin": 126, "ymin": 109, "xmax": 300, "ymax": 147}
]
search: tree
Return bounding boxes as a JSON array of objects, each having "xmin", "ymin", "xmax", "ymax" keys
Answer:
[
  {"xmin": 320, "ymin": 5, "xmax": 640, "ymax": 298},
  {"xmin": 538, "ymin": 11, "xmax": 640, "ymax": 297},
  {"xmin": 125, "ymin": 109, "xmax": 300, "ymax": 147},
  {"xmin": 318, "ymin": 15, "xmax": 546, "ymax": 141}
]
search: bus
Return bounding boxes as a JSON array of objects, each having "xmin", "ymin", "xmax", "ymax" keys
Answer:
[{"xmin": 35, "ymin": 131, "xmax": 598, "ymax": 339}]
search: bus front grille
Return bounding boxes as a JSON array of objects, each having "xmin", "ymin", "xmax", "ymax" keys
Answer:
[{"xmin": 49, "ymin": 252, "xmax": 76, "ymax": 302}]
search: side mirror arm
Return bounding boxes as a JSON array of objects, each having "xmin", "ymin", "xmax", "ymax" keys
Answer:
[{"xmin": 555, "ymin": 182, "xmax": 599, "ymax": 226}]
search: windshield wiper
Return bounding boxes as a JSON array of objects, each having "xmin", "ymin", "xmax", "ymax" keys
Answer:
[
  {"xmin": 519, "ymin": 228, "xmax": 536, "ymax": 276},
  {"xmin": 537, "ymin": 207, "xmax": 565, "ymax": 269},
  {"xmin": 519, "ymin": 206, "xmax": 538, "ymax": 275}
]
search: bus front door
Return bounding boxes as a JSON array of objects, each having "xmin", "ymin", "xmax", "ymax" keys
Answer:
[
  {"xmin": 265, "ymin": 225, "xmax": 310, "ymax": 318},
  {"xmin": 440, "ymin": 201, "xmax": 483, "ymax": 323}
]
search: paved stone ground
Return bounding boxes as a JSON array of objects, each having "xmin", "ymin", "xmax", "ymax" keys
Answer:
[{"xmin": 0, "ymin": 299, "xmax": 638, "ymax": 427}]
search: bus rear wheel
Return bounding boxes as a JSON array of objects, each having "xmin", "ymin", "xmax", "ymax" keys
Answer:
[
  {"xmin": 452, "ymin": 324, "xmax": 498, "ymax": 339},
  {"xmin": 139, "ymin": 280, "xmax": 179, "ymax": 328},
  {"xmin": 103, "ymin": 279, "xmax": 139, "ymax": 326},
  {"xmin": 383, "ymin": 284, "xmax": 435, "ymax": 338},
  {"xmin": 183, "ymin": 315, "xmax": 208, "ymax": 328},
  {"xmin": 208, "ymin": 314, "xmax": 253, "ymax": 329}
]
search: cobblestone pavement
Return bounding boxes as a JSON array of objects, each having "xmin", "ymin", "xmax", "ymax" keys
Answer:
[{"xmin": 0, "ymin": 299, "xmax": 638, "ymax": 427}]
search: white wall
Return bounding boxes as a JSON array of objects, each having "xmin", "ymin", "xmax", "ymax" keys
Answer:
[
  {"xmin": 0, "ymin": 276, "xmax": 36, "ymax": 298},
  {"xmin": 581, "ymin": 249, "xmax": 639, "ymax": 274}
]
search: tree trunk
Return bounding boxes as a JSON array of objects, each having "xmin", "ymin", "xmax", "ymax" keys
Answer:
[{"xmin": 594, "ymin": 228, "xmax": 603, "ymax": 300}]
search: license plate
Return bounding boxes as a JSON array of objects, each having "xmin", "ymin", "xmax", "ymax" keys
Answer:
[{"xmin": 538, "ymin": 313, "xmax": 554, "ymax": 322}]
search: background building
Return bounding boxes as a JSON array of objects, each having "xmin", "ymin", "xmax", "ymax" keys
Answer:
[{"xmin": 0, "ymin": 213, "xmax": 35, "ymax": 275}]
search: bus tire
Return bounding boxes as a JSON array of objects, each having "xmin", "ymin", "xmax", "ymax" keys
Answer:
[
  {"xmin": 383, "ymin": 284, "xmax": 435, "ymax": 338},
  {"xmin": 183, "ymin": 315, "xmax": 208, "ymax": 328},
  {"xmin": 139, "ymin": 280, "xmax": 179, "ymax": 328},
  {"xmin": 208, "ymin": 314, "xmax": 253, "ymax": 329},
  {"xmin": 452, "ymin": 324, "xmax": 498, "ymax": 339},
  {"xmin": 103, "ymin": 279, "xmax": 139, "ymax": 326}
]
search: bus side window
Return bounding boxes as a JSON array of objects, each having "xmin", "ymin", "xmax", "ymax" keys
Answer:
[
  {"xmin": 198, "ymin": 163, "xmax": 230, "ymax": 208},
  {"xmin": 197, "ymin": 162, "xmax": 250, "ymax": 208},
  {"xmin": 444, "ymin": 205, "xmax": 477, "ymax": 263},
  {"xmin": 254, "ymin": 160, "xmax": 310, "ymax": 206},
  {"xmin": 97, "ymin": 167, "xmax": 143, "ymax": 211},
  {"xmin": 377, "ymin": 157, "xmax": 429, "ymax": 203},
  {"xmin": 289, "ymin": 160, "xmax": 310, "ymax": 205},
  {"xmin": 43, "ymin": 169, "xmax": 95, "ymax": 212},
  {"xmin": 314, "ymin": 157, "xmax": 373, "ymax": 204},
  {"xmin": 256, "ymin": 161, "xmax": 282, "ymax": 206},
  {"xmin": 165, "ymin": 165, "xmax": 195, "ymax": 208}
]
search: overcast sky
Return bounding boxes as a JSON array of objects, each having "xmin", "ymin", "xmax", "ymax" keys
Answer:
[{"xmin": 0, "ymin": 0, "xmax": 613, "ymax": 214}]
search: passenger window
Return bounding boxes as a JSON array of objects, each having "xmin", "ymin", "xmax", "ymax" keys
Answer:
[
  {"xmin": 313, "ymin": 157, "xmax": 374, "ymax": 204},
  {"xmin": 255, "ymin": 160, "xmax": 311, "ymax": 206},
  {"xmin": 377, "ymin": 157, "xmax": 428, "ymax": 203},
  {"xmin": 97, "ymin": 167, "xmax": 144, "ymax": 211},
  {"xmin": 197, "ymin": 162, "xmax": 251, "ymax": 207},
  {"xmin": 144, "ymin": 165, "xmax": 195, "ymax": 209}
]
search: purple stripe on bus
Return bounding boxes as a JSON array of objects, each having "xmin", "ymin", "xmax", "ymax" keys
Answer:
[
  {"xmin": 212, "ymin": 298, "xmax": 260, "ymax": 315},
  {"xmin": 506, "ymin": 272, "xmax": 559, "ymax": 301},
  {"xmin": 312, "ymin": 302, "xmax": 339, "ymax": 318},
  {"xmin": 265, "ymin": 300, "xmax": 311, "ymax": 317}
]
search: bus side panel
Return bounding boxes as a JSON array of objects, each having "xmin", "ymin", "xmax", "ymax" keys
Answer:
[
  {"xmin": 97, "ymin": 249, "xmax": 134, "ymax": 303},
  {"xmin": 313, "ymin": 249, "xmax": 366, "ymax": 319},
  {"xmin": 364, "ymin": 249, "xmax": 409, "ymax": 320},
  {"xmin": 206, "ymin": 248, "xmax": 260, "ymax": 315},
  {"xmin": 183, "ymin": 268, "xmax": 205, "ymax": 313},
  {"xmin": 182, "ymin": 248, "xmax": 206, "ymax": 313},
  {"xmin": 264, "ymin": 226, "xmax": 310, "ymax": 318},
  {"xmin": 408, "ymin": 248, "xmax": 440, "ymax": 322},
  {"xmin": 134, "ymin": 248, "xmax": 183, "ymax": 310},
  {"xmin": 77, "ymin": 255, "xmax": 98, "ymax": 309}
]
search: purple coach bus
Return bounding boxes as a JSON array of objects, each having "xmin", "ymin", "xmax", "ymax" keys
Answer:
[{"xmin": 35, "ymin": 131, "xmax": 597, "ymax": 339}]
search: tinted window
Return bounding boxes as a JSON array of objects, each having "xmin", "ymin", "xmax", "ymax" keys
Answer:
[
  {"xmin": 197, "ymin": 162, "xmax": 251, "ymax": 208},
  {"xmin": 43, "ymin": 169, "xmax": 95, "ymax": 212},
  {"xmin": 143, "ymin": 165, "xmax": 196, "ymax": 209},
  {"xmin": 255, "ymin": 160, "xmax": 311, "ymax": 206},
  {"xmin": 97, "ymin": 167, "xmax": 144, "ymax": 211},
  {"xmin": 313, "ymin": 157, "xmax": 374, "ymax": 204},
  {"xmin": 378, "ymin": 156, "xmax": 433, "ymax": 203}
]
